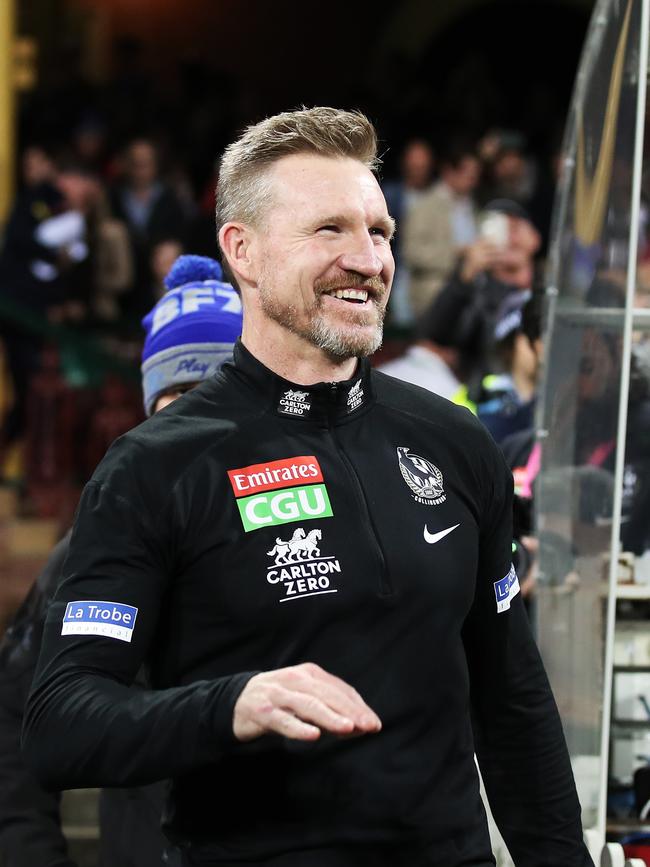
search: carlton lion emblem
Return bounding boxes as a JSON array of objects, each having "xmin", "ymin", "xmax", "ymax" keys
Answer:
[{"xmin": 397, "ymin": 447, "xmax": 446, "ymax": 505}]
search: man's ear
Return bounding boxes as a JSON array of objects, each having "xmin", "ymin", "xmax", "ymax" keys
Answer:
[{"xmin": 219, "ymin": 222, "xmax": 257, "ymax": 287}]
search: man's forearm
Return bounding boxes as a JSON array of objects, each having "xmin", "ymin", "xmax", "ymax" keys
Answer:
[{"xmin": 23, "ymin": 670, "xmax": 254, "ymax": 790}]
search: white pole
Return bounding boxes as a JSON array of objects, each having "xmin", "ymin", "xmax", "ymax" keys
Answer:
[{"xmin": 596, "ymin": 0, "xmax": 650, "ymax": 840}]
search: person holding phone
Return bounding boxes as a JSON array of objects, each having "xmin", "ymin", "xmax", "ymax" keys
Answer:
[{"xmin": 422, "ymin": 198, "xmax": 542, "ymax": 400}]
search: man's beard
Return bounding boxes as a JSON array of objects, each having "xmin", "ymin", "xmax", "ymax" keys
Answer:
[{"xmin": 258, "ymin": 274, "xmax": 387, "ymax": 360}]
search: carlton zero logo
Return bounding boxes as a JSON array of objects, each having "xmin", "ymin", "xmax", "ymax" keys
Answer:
[
  {"xmin": 278, "ymin": 389, "xmax": 311, "ymax": 417},
  {"xmin": 228, "ymin": 455, "xmax": 333, "ymax": 533},
  {"xmin": 397, "ymin": 446, "xmax": 446, "ymax": 505},
  {"xmin": 266, "ymin": 526, "xmax": 342, "ymax": 602},
  {"xmin": 347, "ymin": 379, "xmax": 364, "ymax": 413},
  {"xmin": 62, "ymin": 600, "xmax": 138, "ymax": 642}
]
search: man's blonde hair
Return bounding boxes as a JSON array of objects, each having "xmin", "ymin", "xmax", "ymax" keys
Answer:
[{"xmin": 215, "ymin": 107, "xmax": 380, "ymax": 240}]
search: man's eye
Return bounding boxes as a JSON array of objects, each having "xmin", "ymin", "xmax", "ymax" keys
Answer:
[
  {"xmin": 370, "ymin": 227, "xmax": 388, "ymax": 238},
  {"xmin": 318, "ymin": 225, "xmax": 340, "ymax": 233}
]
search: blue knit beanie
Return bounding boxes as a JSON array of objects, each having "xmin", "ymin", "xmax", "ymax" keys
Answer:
[{"xmin": 141, "ymin": 255, "xmax": 242, "ymax": 415}]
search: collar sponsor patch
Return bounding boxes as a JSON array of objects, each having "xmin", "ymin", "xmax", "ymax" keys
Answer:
[
  {"xmin": 228, "ymin": 455, "xmax": 333, "ymax": 532},
  {"xmin": 494, "ymin": 565, "xmax": 520, "ymax": 613},
  {"xmin": 278, "ymin": 389, "xmax": 311, "ymax": 417},
  {"xmin": 347, "ymin": 379, "xmax": 364, "ymax": 413},
  {"xmin": 62, "ymin": 601, "xmax": 138, "ymax": 642}
]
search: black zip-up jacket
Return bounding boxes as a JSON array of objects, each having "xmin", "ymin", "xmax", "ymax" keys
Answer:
[
  {"xmin": 23, "ymin": 340, "xmax": 593, "ymax": 867},
  {"xmin": 0, "ymin": 532, "xmax": 174, "ymax": 867}
]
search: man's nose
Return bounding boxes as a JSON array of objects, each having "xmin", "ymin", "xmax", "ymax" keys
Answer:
[{"xmin": 337, "ymin": 233, "xmax": 384, "ymax": 277}]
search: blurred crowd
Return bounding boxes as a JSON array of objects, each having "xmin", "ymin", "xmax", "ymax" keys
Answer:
[{"xmin": 0, "ymin": 46, "xmax": 563, "ymax": 530}]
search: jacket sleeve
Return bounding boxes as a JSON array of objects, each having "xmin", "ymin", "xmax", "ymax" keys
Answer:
[
  {"xmin": 22, "ymin": 477, "xmax": 255, "ymax": 791},
  {"xmin": 0, "ymin": 536, "xmax": 78, "ymax": 867},
  {"xmin": 462, "ymin": 434, "xmax": 594, "ymax": 866}
]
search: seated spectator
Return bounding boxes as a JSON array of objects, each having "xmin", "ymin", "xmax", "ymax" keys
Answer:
[
  {"xmin": 0, "ymin": 255, "xmax": 242, "ymax": 867},
  {"xmin": 109, "ymin": 138, "xmax": 188, "ymax": 319},
  {"xmin": 477, "ymin": 290, "xmax": 543, "ymax": 445},
  {"xmin": 402, "ymin": 139, "xmax": 481, "ymax": 315},
  {"xmin": 429, "ymin": 198, "xmax": 542, "ymax": 398}
]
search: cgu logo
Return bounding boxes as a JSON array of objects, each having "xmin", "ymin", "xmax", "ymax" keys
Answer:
[
  {"xmin": 228, "ymin": 455, "xmax": 334, "ymax": 532},
  {"xmin": 237, "ymin": 484, "xmax": 333, "ymax": 533}
]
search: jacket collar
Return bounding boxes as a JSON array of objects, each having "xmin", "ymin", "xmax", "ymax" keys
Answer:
[{"xmin": 226, "ymin": 339, "xmax": 374, "ymax": 424}]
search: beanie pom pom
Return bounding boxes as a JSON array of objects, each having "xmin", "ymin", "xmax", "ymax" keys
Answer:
[{"xmin": 163, "ymin": 255, "xmax": 223, "ymax": 291}]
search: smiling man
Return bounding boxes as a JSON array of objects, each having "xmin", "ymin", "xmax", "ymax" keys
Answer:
[{"xmin": 24, "ymin": 108, "xmax": 592, "ymax": 867}]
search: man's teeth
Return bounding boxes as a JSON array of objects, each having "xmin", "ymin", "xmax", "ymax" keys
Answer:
[{"xmin": 329, "ymin": 288, "xmax": 368, "ymax": 302}]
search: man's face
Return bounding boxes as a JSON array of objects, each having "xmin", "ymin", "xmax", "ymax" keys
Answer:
[
  {"xmin": 153, "ymin": 383, "xmax": 197, "ymax": 413},
  {"xmin": 402, "ymin": 141, "xmax": 433, "ymax": 189},
  {"xmin": 444, "ymin": 156, "xmax": 481, "ymax": 196},
  {"xmin": 248, "ymin": 154, "xmax": 395, "ymax": 360},
  {"xmin": 56, "ymin": 172, "xmax": 98, "ymax": 212},
  {"xmin": 127, "ymin": 141, "xmax": 158, "ymax": 188},
  {"xmin": 22, "ymin": 147, "xmax": 56, "ymax": 187}
]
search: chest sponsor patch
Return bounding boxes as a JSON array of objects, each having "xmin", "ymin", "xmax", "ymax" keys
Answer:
[
  {"xmin": 494, "ymin": 565, "xmax": 520, "ymax": 613},
  {"xmin": 266, "ymin": 526, "xmax": 342, "ymax": 602},
  {"xmin": 228, "ymin": 455, "xmax": 333, "ymax": 532},
  {"xmin": 62, "ymin": 601, "xmax": 138, "ymax": 642}
]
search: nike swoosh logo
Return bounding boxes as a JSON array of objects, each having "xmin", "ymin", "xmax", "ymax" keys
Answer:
[{"xmin": 423, "ymin": 523, "xmax": 460, "ymax": 545}]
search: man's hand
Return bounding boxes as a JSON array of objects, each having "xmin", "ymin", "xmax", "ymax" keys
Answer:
[
  {"xmin": 233, "ymin": 662, "xmax": 382, "ymax": 742},
  {"xmin": 459, "ymin": 238, "xmax": 504, "ymax": 283}
]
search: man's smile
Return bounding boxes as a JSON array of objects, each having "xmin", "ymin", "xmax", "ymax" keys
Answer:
[{"xmin": 325, "ymin": 287, "xmax": 368, "ymax": 303}]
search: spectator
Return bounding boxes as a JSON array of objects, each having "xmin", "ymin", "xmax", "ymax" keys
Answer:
[
  {"xmin": 477, "ymin": 289, "xmax": 543, "ymax": 445},
  {"xmin": 109, "ymin": 138, "xmax": 187, "ymax": 319},
  {"xmin": 20, "ymin": 145, "xmax": 58, "ymax": 189},
  {"xmin": 381, "ymin": 138, "xmax": 434, "ymax": 327},
  {"xmin": 402, "ymin": 139, "xmax": 481, "ymax": 315},
  {"xmin": 91, "ymin": 181, "xmax": 134, "ymax": 322},
  {"xmin": 377, "ymin": 287, "xmax": 478, "ymax": 408},
  {"xmin": 0, "ymin": 159, "xmax": 97, "ymax": 455},
  {"xmin": 150, "ymin": 238, "xmax": 185, "ymax": 302},
  {"xmin": 70, "ymin": 114, "xmax": 111, "ymax": 180},
  {"xmin": 477, "ymin": 129, "xmax": 537, "ymax": 208},
  {"xmin": 429, "ymin": 198, "xmax": 541, "ymax": 397}
]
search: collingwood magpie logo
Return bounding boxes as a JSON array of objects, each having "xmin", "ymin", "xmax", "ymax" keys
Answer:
[
  {"xmin": 278, "ymin": 389, "xmax": 311, "ymax": 417},
  {"xmin": 266, "ymin": 527, "xmax": 342, "ymax": 602},
  {"xmin": 347, "ymin": 379, "xmax": 364, "ymax": 413},
  {"xmin": 397, "ymin": 446, "xmax": 446, "ymax": 505}
]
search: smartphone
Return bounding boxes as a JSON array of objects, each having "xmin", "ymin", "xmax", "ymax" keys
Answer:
[{"xmin": 479, "ymin": 211, "xmax": 509, "ymax": 248}]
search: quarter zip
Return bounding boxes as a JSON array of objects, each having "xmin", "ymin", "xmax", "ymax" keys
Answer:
[{"xmin": 326, "ymin": 383, "xmax": 393, "ymax": 598}]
